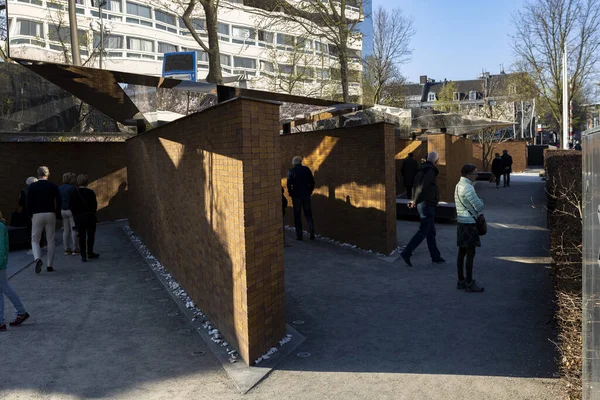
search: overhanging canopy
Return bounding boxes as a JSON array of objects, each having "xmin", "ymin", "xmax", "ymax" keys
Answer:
[{"xmin": 413, "ymin": 112, "xmax": 515, "ymax": 136}]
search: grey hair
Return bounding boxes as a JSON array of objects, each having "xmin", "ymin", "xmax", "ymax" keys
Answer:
[
  {"xmin": 26, "ymin": 176, "xmax": 38, "ymax": 185},
  {"xmin": 427, "ymin": 151, "xmax": 439, "ymax": 163},
  {"xmin": 37, "ymin": 166, "xmax": 50, "ymax": 178},
  {"xmin": 292, "ymin": 156, "xmax": 302, "ymax": 165},
  {"xmin": 77, "ymin": 174, "xmax": 89, "ymax": 187}
]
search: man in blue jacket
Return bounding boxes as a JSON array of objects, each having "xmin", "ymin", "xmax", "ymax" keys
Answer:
[
  {"xmin": 287, "ymin": 156, "xmax": 315, "ymax": 241},
  {"xmin": 400, "ymin": 151, "xmax": 445, "ymax": 266}
]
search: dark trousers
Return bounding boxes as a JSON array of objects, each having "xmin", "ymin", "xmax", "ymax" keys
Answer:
[
  {"xmin": 503, "ymin": 172, "xmax": 510, "ymax": 186},
  {"xmin": 403, "ymin": 203, "xmax": 441, "ymax": 260},
  {"xmin": 75, "ymin": 214, "xmax": 96, "ymax": 258},
  {"xmin": 292, "ymin": 196, "xmax": 314, "ymax": 239},
  {"xmin": 457, "ymin": 246, "xmax": 476, "ymax": 282},
  {"xmin": 494, "ymin": 174, "xmax": 501, "ymax": 187},
  {"xmin": 405, "ymin": 185, "xmax": 413, "ymax": 199}
]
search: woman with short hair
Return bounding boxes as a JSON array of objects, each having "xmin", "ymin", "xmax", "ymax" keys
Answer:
[
  {"xmin": 59, "ymin": 172, "xmax": 79, "ymax": 256},
  {"xmin": 454, "ymin": 164, "xmax": 485, "ymax": 292},
  {"xmin": 70, "ymin": 174, "xmax": 99, "ymax": 262}
]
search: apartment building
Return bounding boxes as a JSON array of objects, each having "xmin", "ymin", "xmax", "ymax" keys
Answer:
[{"xmin": 5, "ymin": 0, "xmax": 366, "ymax": 99}]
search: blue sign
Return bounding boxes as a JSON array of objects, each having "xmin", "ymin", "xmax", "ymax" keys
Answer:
[{"xmin": 162, "ymin": 52, "xmax": 197, "ymax": 81}]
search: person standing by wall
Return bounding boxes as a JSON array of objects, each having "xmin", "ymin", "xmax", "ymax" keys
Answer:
[
  {"xmin": 491, "ymin": 153, "xmax": 503, "ymax": 189},
  {"xmin": 400, "ymin": 152, "xmax": 419, "ymax": 199},
  {"xmin": 27, "ymin": 166, "xmax": 61, "ymax": 274},
  {"xmin": 501, "ymin": 149, "xmax": 513, "ymax": 187},
  {"xmin": 287, "ymin": 156, "xmax": 315, "ymax": 241},
  {"xmin": 70, "ymin": 174, "xmax": 99, "ymax": 262},
  {"xmin": 400, "ymin": 151, "xmax": 445, "ymax": 266},
  {"xmin": 454, "ymin": 164, "xmax": 485, "ymax": 292},
  {"xmin": 0, "ymin": 211, "xmax": 30, "ymax": 331},
  {"xmin": 59, "ymin": 172, "xmax": 79, "ymax": 256}
]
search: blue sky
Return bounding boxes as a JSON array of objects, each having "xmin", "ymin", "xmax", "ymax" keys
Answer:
[{"xmin": 371, "ymin": 0, "xmax": 526, "ymax": 83}]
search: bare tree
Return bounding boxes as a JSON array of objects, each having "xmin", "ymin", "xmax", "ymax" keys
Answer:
[
  {"xmin": 474, "ymin": 128, "xmax": 512, "ymax": 172},
  {"xmin": 511, "ymin": 0, "xmax": 600, "ymax": 130},
  {"xmin": 238, "ymin": 0, "xmax": 363, "ymax": 102},
  {"xmin": 363, "ymin": 6, "xmax": 413, "ymax": 105}
]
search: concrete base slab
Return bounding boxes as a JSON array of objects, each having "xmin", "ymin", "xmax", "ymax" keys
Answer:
[{"xmin": 126, "ymin": 227, "xmax": 306, "ymax": 394}]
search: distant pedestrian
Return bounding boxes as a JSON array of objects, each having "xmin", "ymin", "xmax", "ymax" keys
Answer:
[
  {"xmin": 27, "ymin": 166, "xmax": 62, "ymax": 274},
  {"xmin": 0, "ymin": 212, "xmax": 30, "ymax": 332},
  {"xmin": 401, "ymin": 152, "xmax": 419, "ymax": 199},
  {"xmin": 287, "ymin": 156, "xmax": 315, "ymax": 241},
  {"xmin": 70, "ymin": 174, "xmax": 99, "ymax": 262},
  {"xmin": 454, "ymin": 164, "xmax": 485, "ymax": 292},
  {"xmin": 491, "ymin": 153, "xmax": 503, "ymax": 189},
  {"xmin": 282, "ymin": 187, "xmax": 290, "ymax": 247},
  {"xmin": 501, "ymin": 149, "xmax": 513, "ymax": 187},
  {"xmin": 400, "ymin": 151, "xmax": 445, "ymax": 266},
  {"xmin": 59, "ymin": 172, "xmax": 79, "ymax": 256}
]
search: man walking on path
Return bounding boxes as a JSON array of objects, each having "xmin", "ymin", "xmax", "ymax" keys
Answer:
[
  {"xmin": 287, "ymin": 156, "xmax": 315, "ymax": 241},
  {"xmin": 501, "ymin": 149, "xmax": 513, "ymax": 187},
  {"xmin": 400, "ymin": 152, "xmax": 445, "ymax": 266},
  {"xmin": 491, "ymin": 153, "xmax": 503, "ymax": 189},
  {"xmin": 27, "ymin": 166, "xmax": 61, "ymax": 274},
  {"xmin": 0, "ymin": 212, "xmax": 30, "ymax": 331},
  {"xmin": 400, "ymin": 152, "xmax": 419, "ymax": 199}
]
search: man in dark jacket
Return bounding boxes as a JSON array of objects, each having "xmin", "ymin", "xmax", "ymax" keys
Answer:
[
  {"xmin": 400, "ymin": 153, "xmax": 419, "ymax": 199},
  {"xmin": 287, "ymin": 156, "xmax": 315, "ymax": 241},
  {"xmin": 491, "ymin": 153, "xmax": 503, "ymax": 189},
  {"xmin": 501, "ymin": 149, "xmax": 513, "ymax": 187},
  {"xmin": 400, "ymin": 151, "xmax": 444, "ymax": 266},
  {"xmin": 27, "ymin": 166, "xmax": 61, "ymax": 274}
]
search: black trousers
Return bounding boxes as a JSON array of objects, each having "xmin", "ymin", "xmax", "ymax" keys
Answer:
[
  {"xmin": 494, "ymin": 174, "xmax": 501, "ymax": 187},
  {"xmin": 292, "ymin": 196, "xmax": 315, "ymax": 239},
  {"xmin": 405, "ymin": 185, "xmax": 413, "ymax": 199},
  {"xmin": 503, "ymin": 172, "xmax": 510, "ymax": 186},
  {"xmin": 75, "ymin": 214, "xmax": 96, "ymax": 257}
]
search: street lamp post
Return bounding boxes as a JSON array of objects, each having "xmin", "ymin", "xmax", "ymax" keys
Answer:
[{"xmin": 92, "ymin": 0, "xmax": 107, "ymax": 69}]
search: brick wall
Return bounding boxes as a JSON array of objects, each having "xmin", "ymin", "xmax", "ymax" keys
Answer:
[
  {"xmin": 281, "ymin": 122, "xmax": 397, "ymax": 254},
  {"xmin": 428, "ymin": 134, "xmax": 473, "ymax": 203},
  {"xmin": 472, "ymin": 140, "xmax": 528, "ymax": 172},
  {"xmin": 127, "ymin": 98, "xmax": 285, "ymax": 365},
  {"xmin": 0, "ymin": 142, "xmax": 128, "ymax": 224},
  {"xmin": 395, "ymin": 138, "xmax": 427, "ymax": 196}
]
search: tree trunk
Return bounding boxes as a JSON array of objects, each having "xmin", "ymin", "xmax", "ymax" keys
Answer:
[
  {"xmin": 68, "ymin": 0, "xmax": 82, "ymax": 66},
  {"xmin": 204, "ymin": 4, "xmax": 223, "ymax": 85}
]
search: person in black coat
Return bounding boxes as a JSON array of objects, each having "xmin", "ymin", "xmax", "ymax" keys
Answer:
[
  {"xmin": 501, "ymin": 150, "xmax": 513, "ymax": 187},
  {"xmin": 491, "ymin": 153, "xmax": 504, "ymax": 189},
  {"xmin": 287, "ymin": 156, "xmax": 315, "ymax": 241},
  {"xmin": 70, "ymin": 174, "xmax": 99, "ymax": 262},
  {"xmin": 400, "ymin": 153, "xmax": 419, "ymax": 199}
]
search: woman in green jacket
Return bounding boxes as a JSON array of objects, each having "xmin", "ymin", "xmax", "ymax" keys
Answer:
[{"xmin": 0, "ymin": 212, "xmax": 29, "ymax": 331}]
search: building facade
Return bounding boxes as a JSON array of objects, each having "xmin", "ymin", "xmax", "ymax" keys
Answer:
[{"xmin": 6, "ymin": 0, "xmax": 364, "ymax": 99}]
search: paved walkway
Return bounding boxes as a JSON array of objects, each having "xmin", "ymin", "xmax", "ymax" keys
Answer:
[{"xmin": 1, "ymin": 173, "xmax": 564, "ymax": 399}]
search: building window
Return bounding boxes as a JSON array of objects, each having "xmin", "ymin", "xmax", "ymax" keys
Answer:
[
  {"xmin": 279, "ymin": 64, "xmax": 294, "ymax": 75},
  {"xmin": 233, "ymin": 56, "xmax": 256, "ymax": 69},
  {"xmin": 220, "ymin": 54, "xmax": 231, "ymax": 66},
  {"xmin": 127, "ymin": 37, "xmax": 154, "ymax": 52},
  {"xmin": 158, "ymin": 42, "xmax": 177, "ymax": 53},
  {"xmin": 155, "ymin": 10, "xmax": 176, "ymax": 26},
  {"xmin": 232, "ymin": 26, "xmax": 255, "ymax": 40},
  {"xmin": 469, "ymin": 91, "xmax": 478, "ymax": 100},
  {"xmin": 179, "ymin": 18, "xmax": 206, "ymax": 36},
  {"xmin": 297, "ymin": 66, "xmax": 314, "ymax": 78},
  {"xmin": 297, "ymin": 37, "xmax": 312, "ymax": 51},
  {"xmin": 17, "ymin": 20, "xmax": 43, "ymax": 37},
  {"xmin": 428, "ymin": 93, "xmax": 436, "ymax": 101},
  {"xmin": 260, "ymin": 60, "xmax": 274, "ymax": 73},
  {"xmin": 217, "ymin": 22, "xmax": 229, "ymax": 38},
  {"xmin": 315, "ymin": 41, "xmax": 328, "ymax": 53},
  {"xmin": 316, "ymin": 68, "xmax": 329, "ymax": 80},
  {"xmin": 181, "ymin": 47, "xmax": 209, "ymax": 62},
  {"xmin": 453, "ymin": 92, "xmax": 462, "ymax": 101},
  {"xmin": 17, "ymin": 0, "xmax": 42, "ymax": 5},
  {"xmin": 106, "ymin": 0, "xmax": 122, "ymax": 12},
  {"xmin": 126, "ymin": 2, "xmax": 151, "ymax": 18},
  {"xmin": 49, "ymin": 25, "xmax": 88, "ymax": 46},
  {"xmin": 258, "ymin": 30, "xmax": 273, "ymax": 43},
  {"xmin": 276, "ymin": 33, "xmax": 294, "ymax": 47},
  {"xmin": 94, "ymin": 33, "xmax": 124, "ymax": 49}
]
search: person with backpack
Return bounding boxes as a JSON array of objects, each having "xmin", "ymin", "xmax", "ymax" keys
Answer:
[
  {"xmin": 400, "ymin": 151, "xmax": 445, "ymax": 267},
  {"xmin": 0, "ymin": 212, "xmax": 30, "ymax": 331},
  {"xmin": 454, "ymin": 164, "xmax": 485, "ymax": 292}
]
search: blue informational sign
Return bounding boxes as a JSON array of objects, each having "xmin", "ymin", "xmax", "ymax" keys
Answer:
[{"xmin": 162, "ymin": 52, "xmax": 197, "ymax": 81}]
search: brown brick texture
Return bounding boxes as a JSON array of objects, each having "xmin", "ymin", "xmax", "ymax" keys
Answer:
[
  {"xmin": 126, "ymin": 98, "xmax": 285, "ymax": 365},
  {"xmin": 427, "ymin": 134, "xmax": 473, "ymax": 203},
  {"xmin": 395, "ymin": 139, "xmax": 427, "ymax": 196},
  {"xmin": 472, "ymin": 140, "xmax": 528, "ymax": 172},
  {"xmin": 0, "ymin": 142, "xmax": 127, "ymax": 224},
  {"xmin": 281, "ymin": 122, "xmax": 397, "ymax": 254}
]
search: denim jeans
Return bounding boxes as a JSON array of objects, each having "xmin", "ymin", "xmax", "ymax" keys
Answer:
[
  {"xmin": 403, "ymin": 203, "xmax": 442, "ymax": 260},
  {"xmin": 0, "ymin": 269, "xmax": 26, "ymax": 325}
]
